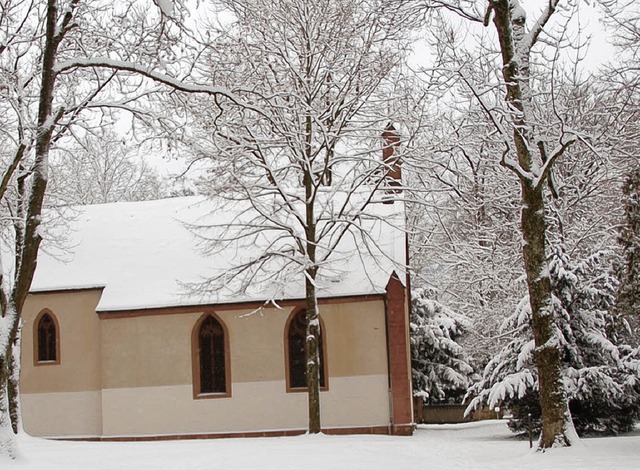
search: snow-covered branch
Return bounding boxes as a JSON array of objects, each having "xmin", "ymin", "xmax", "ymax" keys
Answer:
[{"xmin": 54, "ymin": 58, "xmax": 262, "ymax": 114}]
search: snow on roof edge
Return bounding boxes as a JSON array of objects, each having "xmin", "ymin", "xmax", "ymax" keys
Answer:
[
  {"xmin": 30, "ymin": 285, "xmax": 106, "ymax": 294},
  {"xmin": 94, "ymin": 290, "xmax": 393, "ymax": 314},
  {"xmin": 30, "ymin": 194, "xmax": 407, "ymax": 311}
]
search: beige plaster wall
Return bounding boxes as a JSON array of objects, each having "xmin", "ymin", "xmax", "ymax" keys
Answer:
[
  {"xmin": 21, "ymin": 290, "xmax": 103, "ymax": 393},
  {"xmin": 323, "ymin": 301, "xmax": 388, "ymax": 378},
  {"xmin": 21, "ymin": 290, "xmax": 104, "ymax": 437},
  {"xmin": 21, "ymin": 391, "xmax": 103, "ymax": 437},
  {"xmin": 100, "ymin": 376, "xmax": 389, "ymax": 437},
  {"xmin": 21, "ymin": 294, "xmax": 391, "ymax": 437},
  {"xmin": 100, "ymin": 300, "xmax": 388, "ymax": 390}
]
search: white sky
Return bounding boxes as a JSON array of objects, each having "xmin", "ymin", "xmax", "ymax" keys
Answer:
[
  {"xmin": 143, "ymin": 1, "xmax": 618, "ymax": 180},
  {"xmin": 409, "ymin": 1, "xmax": 616, "ymax": 74}
]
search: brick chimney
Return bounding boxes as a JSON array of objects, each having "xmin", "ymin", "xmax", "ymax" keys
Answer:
[{"xmin": 382, "ymin": 123, "xmax": 402, "ymax": 201}]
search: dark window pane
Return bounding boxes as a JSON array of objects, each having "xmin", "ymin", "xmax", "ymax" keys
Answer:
[
  {"xmin": 288, "ymin": 310, "xmax": 325, "ymax": 389},
  {"xmin": 37, "ymin": 313, "xmax": 57, "ymax": 362},
  {"xmin": 199, "ymin": 316, "xmax": 226, "ymax": 393}
]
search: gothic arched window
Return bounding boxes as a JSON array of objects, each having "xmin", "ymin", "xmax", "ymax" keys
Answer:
[
  {"xmin": 286, "ymin": 309, "xmax": 327, "ymax": 390},
  {"xmin": 35, "ymin": 310, "xmax": 59, "ymax": 364},
  {"xmin": 193, "ymin": 313, "xmax": 230, "ymax": 397}
]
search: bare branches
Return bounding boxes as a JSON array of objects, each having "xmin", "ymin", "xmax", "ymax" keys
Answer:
[
  {"xmin": 0, "ymin": 1, "xmax": 237, "ymax": 455},
  {"xmin": 419, "ymin": 0, "xmax": 484, "ymax": 23},
  {"xmin": 415, "ymin": 0, "xmax": 606, "ymax": 448},
  {"xmin": 534, "ymin": 136, "xmax": 575, "ymax": 191},
  {"xmin": 54, "ymin": 58, "xmax": 258, "ymax": 113},
  {"xmin": 181, "ymin": 2, "xmax": 413, "ymax": 433},
  {"xmin": 525, "ymin": 0, "xmax": 561, "ymax": 50},
  {"xmin": 0, "ymin": 143, "xmax": 27, "ymax": 203}
]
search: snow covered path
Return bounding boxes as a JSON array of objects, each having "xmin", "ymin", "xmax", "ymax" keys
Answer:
[{"xmin": 5, "ymin": 420, "xmax": 640, "ymax": 470}]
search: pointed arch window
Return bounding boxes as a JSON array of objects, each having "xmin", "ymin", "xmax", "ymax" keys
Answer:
[
  {"xmin": 286, "ymin": 309, "xmax": 327, "ymax": 391},
  {"xmin": 192, "ymin": 313, "xmax": 230, "ymax": 398},
  {"xmin": 35, "ymin": 310, "xmax": 59, "ymax": 365}
]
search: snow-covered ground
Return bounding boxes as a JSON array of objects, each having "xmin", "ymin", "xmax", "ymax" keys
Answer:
[{"xmin": 4, "ymin": 420, "xmax": 639, "ymax": 469}]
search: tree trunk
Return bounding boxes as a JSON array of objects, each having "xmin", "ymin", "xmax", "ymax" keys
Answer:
[
  {"xmin": 303, "ymin": 106, "xmax": 322, "ymax": 433},
  {"xmin": 521, "ymin": 182, "xmax": 571, "ymax": 448},
  {"xmin": 0, "ymin": 1, "xmax": 60, "ymax": 457},
  {"xmin": 305, "ymin": 270, "xmax": 322, "ymax": 434},
  {"xmin": 8, "ymin": 328, "xmax": 21, "ymax": 434},
  {"xmin": 490, "ymin": 0, "xmax": 573, "ymax": 449},
  {"xmin": 0, "ymin": 290, "xmax": 21, "ymax": 456},
  {"xmin": 0, "ymin": 356, "xmax": 16, "ymax": 458}
]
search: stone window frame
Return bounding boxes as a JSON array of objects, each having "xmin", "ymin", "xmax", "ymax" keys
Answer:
[{"xmin": 33, "ymin": 309, "xmax": 60, "ymax": 366}]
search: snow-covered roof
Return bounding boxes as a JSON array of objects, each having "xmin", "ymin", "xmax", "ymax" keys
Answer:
[{"xmin": 30, "ymin": 194, "xmax": 406, "ymax": 312}]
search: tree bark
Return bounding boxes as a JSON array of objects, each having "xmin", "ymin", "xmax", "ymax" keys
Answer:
[
  {"xmin": 304, "ymin": 103, "xmax": 322, "ymax": 432},
  {"xmin": 0, "ymin": 298, "xmax": 20, "ymax": 457},
  {"xmin": 0, "ymin": 354, "xmax": 15, "ymax": 457},
  {"xmin": 490, "ymin": 0, "xmax": 572, "ymax": 449},
  {"xmin": 0, "ymin": 1, "xmax": 61, "ymax": 456},
  {"xmin": 8, "ymin": 328, "xmax": 21, "ymax": 434},
  {"xmin": 521, "ymin": 182, "xmax": 570, "ymax": 448},
  {"xmin": 305, "ymin": 269, "xmax": 322, "ymax": 434}
]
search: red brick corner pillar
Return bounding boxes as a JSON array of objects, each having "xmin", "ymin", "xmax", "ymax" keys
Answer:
[{"xmin": 385, "ymin": 271, "xmax": 413, "ymax": 436}]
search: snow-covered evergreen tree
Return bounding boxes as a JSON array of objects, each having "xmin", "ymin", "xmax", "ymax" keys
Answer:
[
  {"xmin": 411, "ymin": 288, "xmax": 476, "ymax": 404},
  {"xmin": 466, "ymin": 248, "xmax": 640, "ymax": 435},
  {"xmin": 616, "ymin": 168, "xmax": 640, "ymax": 338}
]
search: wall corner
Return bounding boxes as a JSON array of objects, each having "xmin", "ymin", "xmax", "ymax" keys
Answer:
[{"xmin": 385, "ymin": 272, "xmax": 413, "ymax": 436}]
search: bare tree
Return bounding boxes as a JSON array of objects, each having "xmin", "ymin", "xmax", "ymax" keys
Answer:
[
  {"xmin": 186, "ymin": 0, "xmax": 412, "ymax": 434},
  {"xmin": 598, "ymin": 1, "xmax": 640, "ymax": 341},
  {"xmin": 0, "ymin": 0, "xmax": 249, "ymax": 457},
  {"xmin": 412, "ymin": 0, "xmax": 587, "ymax": 448},
  {"xmin": 406, "ymin": 92, "xmax": 525, "ymax": 361},
  {"xmin": 49, "ymin": 130, "xmax": 165, "ymax": 205}
]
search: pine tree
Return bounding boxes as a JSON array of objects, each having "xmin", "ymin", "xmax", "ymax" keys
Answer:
[
  {"xmin": 410, "ymin": 288, "xmax": 476, "ymax": 404},
  {"xmin": 616, "ymin": 168, "xmax": 640, "ymax": 338},
  {"xmin": 466, "ymin": 248, "xmax": 640, "ymax": 436}
]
